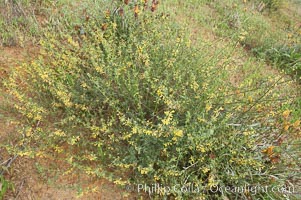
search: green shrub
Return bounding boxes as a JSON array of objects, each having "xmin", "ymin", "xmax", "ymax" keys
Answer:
[
  {"xmin": 265, "ymin": 45, "xmax": 301, "ymax": 80},
  {"xmin": 4, "ymin": 1, "xmax": 300, "ymax": 199},
  {"xmin": 261, "ymin": 0, "xmax": 283, "ymax": 10}
]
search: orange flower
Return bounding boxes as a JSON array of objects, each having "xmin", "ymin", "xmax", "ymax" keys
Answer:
[
  {"xmin": 151, "ymin": 0, "xmax": 159, "ymax": 12},
  {"xmin": 262, "ymin": 146, "xmax": 274, "ymax": 157},
  {"xmin": 144, "ymin": 0, "xmax": 149, "ymax": 9},
  {"xmin": 151, "ymin": 3, "xmax": 156, "ymax": 12},
  {"xmin": 134, "ymin": 5, "xmax": 139, "ymax": 18},
  {"xmin": 101, "ymin": 23, "xmax": 108, "ymax": 31}
]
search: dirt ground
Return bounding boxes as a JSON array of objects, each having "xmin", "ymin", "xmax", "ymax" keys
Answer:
[{"xmin": 0, "ymin": 46, "xmax": 132, "ymax": 200}]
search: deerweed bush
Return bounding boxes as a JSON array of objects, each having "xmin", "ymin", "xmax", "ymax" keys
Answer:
[{"xmin": 4, "ymin": 1, "xmax": 300, "ymax": 199}]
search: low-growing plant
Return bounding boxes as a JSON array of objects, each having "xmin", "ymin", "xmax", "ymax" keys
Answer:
[
  {"xmin": 265, "ymin": 45, "xmax": 301, "ymax": 80},
  {"xmin": 4, "ymin": 0, "xmax": 301, "ymax": 199},
  {"xmin": 0, "ymin": 0, "xmax": 45, "ymax": 46},
  {"xmin": 260, "ymin": 0, "xmax": 284, "ymax": 10},
  {"xmin": 202, "ymin": 0, "xmax": 300, "ymax": 81},
  {"xmin": 0, "ymin": 175, "xmax": 13, "ymax": 200}
]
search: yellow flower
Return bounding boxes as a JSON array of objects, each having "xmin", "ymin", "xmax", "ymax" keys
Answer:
[
  {"xmin": 283, "ymin": 121, "xmax": 290, "ymax": 131},
  {"xmin": 197, "ymin": 145, "xmax": 206, "ymax": 153},
  {"xmin": 156, "ymin": 88, "xmax": 164, "ymax": 98},
  {"xmin": 293, "ymin": 120, "xmax": 300, "ymax": 128},
  {"xmin": 282, "ymin": 110, "xmax": 291, "ymax": 119},
  {"xmin": 81, "ymin": 82, "xmax": 88, "ymax": 88},
  {"xmin": 112, "ymin": 22, "xmax": 117, "ymax": 30},
  {"xmin": 36, "ymin": 151, "xmax": 46, "ymax": 158},
  {"xmin": 54, "ymin": 129, "xmax": 66, "ymax": 137},
  {"xmin": 202, "ymin": 167, "xmax": 210, "ymax": 173},
  {"xmin": 113, "ymin": 179, "xmax": 127, "ymax": 186},
  {"xmin": 54, "ymin": 146, "xmax": 63, "ymax": 153},
  {"xmin": 162, "ymin": 110, "xmax": 174, "ymax": 125},
  {"xmin": 139, "ymin": 167, "xmax": 150, "ymax": 175},
  {"xmin": 174, "ymin": 129, "xmax": 183, "ymax": 137},
  {"xmin": 207, "ymin": 175, "xmax": 217, "ymax": 188},
  {"xmin": 87, "ymin": 154, "xmax": 97, "ymax": 161},
  {"xmin": 206, "ymin": 103, "xmax": 212, "ymax": 112},
  {"xmin": 248, "ymin": 96, "xmax": 253, "ymax": 103},
  {"xmin": 67, "ymin": 36, "xmax": 79, "ymax": 47},
  {"xmin": 191, "ymin": 81, "xmax": 199, "ymax": 91},
  {"xmin": 25, "ymin": 127, "xmax": 33, "ymax": 137}
]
